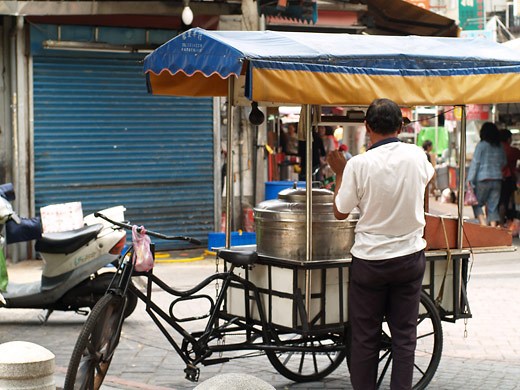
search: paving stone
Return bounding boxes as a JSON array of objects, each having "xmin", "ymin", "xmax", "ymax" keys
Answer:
[{"xmin": 1, "ymin": 231, "xmax": 519, "ymax": 390}]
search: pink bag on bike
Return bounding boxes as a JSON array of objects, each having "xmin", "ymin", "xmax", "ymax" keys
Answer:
[{"xmin": 132, "ymin": 225, "xmax": 154, "ymax": 272}]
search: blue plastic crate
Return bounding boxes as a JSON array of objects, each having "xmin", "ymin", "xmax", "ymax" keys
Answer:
[{"xmin": 208, "ymin": 231, "xmax": 256, "ymax": 250}]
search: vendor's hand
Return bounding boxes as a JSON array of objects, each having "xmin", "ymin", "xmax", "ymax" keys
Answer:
[{"xmin": 327, "ymin": 151, "xmax": 347, "ymax": 175}]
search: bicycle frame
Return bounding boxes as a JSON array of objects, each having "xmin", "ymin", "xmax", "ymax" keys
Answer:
[
  {"xmin": 65, "ymin": 213, "xmax": 446, "ymax": 389},
  {"xmin": 108, "ymin": 247, "xmax": 345, "ymax": 382}
]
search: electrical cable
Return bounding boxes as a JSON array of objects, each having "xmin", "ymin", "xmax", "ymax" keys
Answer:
[{"xmin": 406, "ymin": 107, "xmax": 455, "ymax": 125}]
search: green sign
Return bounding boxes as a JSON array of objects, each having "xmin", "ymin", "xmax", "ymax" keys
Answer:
[
  {"xmin": 459, "ymin": 0, "xmax": 485, "ymax": 30},
  {"xmin": 417, "ymin": 127, "xmax": 449, "ymax": 157}
]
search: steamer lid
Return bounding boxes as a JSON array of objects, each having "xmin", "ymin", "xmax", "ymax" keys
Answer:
[{"xmin": 277, "ymin": 187, "xmax": 333, "ymax": 203}]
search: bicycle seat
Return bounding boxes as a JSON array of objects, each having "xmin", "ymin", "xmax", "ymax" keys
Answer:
[{"xmin": 218, "ymin": 249, "xmax": 257, "ymax": 267}]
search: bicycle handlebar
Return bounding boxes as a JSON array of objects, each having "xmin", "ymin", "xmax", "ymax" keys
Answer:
[{"xmin": 94, "ymin": 212, "xmax": 202, "ymax": 245}]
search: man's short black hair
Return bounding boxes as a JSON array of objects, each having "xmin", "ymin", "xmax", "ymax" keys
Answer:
[{"xmin": 365, "ymin": 98, "xmax": 403, "ymax": 135}]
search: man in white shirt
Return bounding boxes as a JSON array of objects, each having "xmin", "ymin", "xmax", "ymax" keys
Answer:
[{"xmin": 328, "ymin": 98, "xmax": 434, "ymax": 390}]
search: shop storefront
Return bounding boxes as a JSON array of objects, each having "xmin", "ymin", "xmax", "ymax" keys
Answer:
[{"xmin": 30, "ymin": 24, "xmax": 218, "ymax": 247}]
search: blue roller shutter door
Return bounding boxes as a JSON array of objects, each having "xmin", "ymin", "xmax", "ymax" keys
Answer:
[{"xmin": 33, "ymin": 55, "xmax": 214, "ymax": 247}]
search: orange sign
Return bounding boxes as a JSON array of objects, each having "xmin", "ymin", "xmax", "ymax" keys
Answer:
[
  {"xmin": 401, "ymin": 107, "xmax": 413, "ymax": 122},
  {"xmin": 405, "ymin": 0, "xmax": 430, "ymax": 9}
]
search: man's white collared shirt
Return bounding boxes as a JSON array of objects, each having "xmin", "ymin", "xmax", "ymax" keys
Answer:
[{"xmin": 335, "ymin": 141, "xmax": 435, "ymax": 260}]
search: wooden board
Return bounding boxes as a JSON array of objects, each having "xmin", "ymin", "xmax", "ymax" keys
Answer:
[{"xmin": 424, "ymin": 214, "xmax": 512, "ymax": 250}]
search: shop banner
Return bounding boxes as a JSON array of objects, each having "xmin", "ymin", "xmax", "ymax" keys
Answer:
[
  {"xmin": 459, "ymin": 0, "xmax": 485, "ymax": 30},
  {"xmin": 445, "ymin": 104, "xmax": 490, "ymax": 121}
]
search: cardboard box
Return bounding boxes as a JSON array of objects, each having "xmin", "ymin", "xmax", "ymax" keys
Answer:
[{"xmin": 40, "ymin": 202, "xmax": 84, "ymax": 233}]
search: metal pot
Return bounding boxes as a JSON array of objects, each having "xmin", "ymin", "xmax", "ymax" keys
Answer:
[{"xmin": 254, "ymin": 187, "xmax": 358, "ymax": 261}]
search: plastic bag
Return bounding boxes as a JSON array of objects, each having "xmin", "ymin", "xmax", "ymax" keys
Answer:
[
  {"xmin": 0, "ymin": 196, "xmax": 14, "ymax": 224},
  {"xmin": 0, "ymin": 246, "xmax": 8, "ymax": 292},
  {"xmin": 464, "ymin": 183, "xmax": 478, "ymax": 206},
  {"xmin": 132, "ymin": 225, "xmax": 154, "ymax": 272}
]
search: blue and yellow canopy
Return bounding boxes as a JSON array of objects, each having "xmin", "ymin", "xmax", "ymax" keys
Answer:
[{"xmin": 144, "ymin": 28, "xmax": 520, "ymax": 106}]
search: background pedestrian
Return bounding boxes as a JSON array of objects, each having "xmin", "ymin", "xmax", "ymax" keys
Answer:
[{"xmin": 467, "ymin": 122, "xmax": 506, "ymax": 227}]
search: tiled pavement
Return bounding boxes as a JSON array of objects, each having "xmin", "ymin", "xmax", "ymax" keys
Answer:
[{"xmin": 1, "ymin": 199, "xmax": 519, "ymax": 390}]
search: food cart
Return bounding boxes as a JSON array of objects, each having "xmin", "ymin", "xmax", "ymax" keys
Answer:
[{"xmin": 142, "ymin": 29, "xmax": 520, "ymax": 388}]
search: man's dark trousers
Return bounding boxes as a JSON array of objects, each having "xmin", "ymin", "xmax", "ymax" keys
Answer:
[{"xmin": 349, "ymin": 250, "xmax": 426, "ymax": 390}]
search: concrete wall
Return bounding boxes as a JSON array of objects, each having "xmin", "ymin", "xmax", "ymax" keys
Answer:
[
  {"xmin": 0, "ymin": 18, "xmax": 12, "ymax": 185},
  {"xmin": 219, "ymin": 103, "xmax": 268, "ymax": 232},
  {"xmin": 1, "ymin": 16, "xmax": 32, "ymax": 261}
]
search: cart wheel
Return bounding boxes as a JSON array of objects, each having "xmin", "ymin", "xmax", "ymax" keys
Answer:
[
  {"xmin": 63, "ymin": 293, "xmax": 126, "ymax": 390},
  {"xmin": 346, "ymin": 291, "xmax": 443, "ymax": 390},
  {"xmin": 265, "ymin": 331, "xmax": 347, "ymax": 382}
]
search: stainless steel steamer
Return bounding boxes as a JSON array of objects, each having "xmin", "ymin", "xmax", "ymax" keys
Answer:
[{"xmin": 254, "ymin": 187, "xmax": 358, "ymax": 260}]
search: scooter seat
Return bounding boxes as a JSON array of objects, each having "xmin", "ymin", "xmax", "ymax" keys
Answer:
[{"xmin": 35, "ymin": 224, "xmax": 103, "ymax": 254}]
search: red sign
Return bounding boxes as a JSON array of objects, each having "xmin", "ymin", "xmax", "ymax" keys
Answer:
[{"xmin": 401, "ymin": 107, "xmax": 413, "ymax": 121}]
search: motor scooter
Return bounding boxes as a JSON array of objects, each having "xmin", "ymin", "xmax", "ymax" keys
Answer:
[{"xmin": 0, "ymin": 183, "xmax": 137, "ymax": 322}]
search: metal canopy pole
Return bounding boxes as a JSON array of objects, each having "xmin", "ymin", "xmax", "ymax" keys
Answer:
[
  {"xmin": 225, "ymin": 77, "xmax": 235, "ymax": 248},
  {"xmin": 304, "ymin": 104, "xmax": 313, "ymax": 320},
  {"xmin": 434, "ymin": 105, "xmax": 439, "ymax": 156},
  {"xmin": 457, "ymin": 105, "xmax": 467, "ymax": 249}
]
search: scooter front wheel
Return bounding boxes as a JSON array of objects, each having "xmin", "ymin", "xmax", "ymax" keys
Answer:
[{"xmin": 64, "ymin": 292, "xmax": 126, "ymax": 390}]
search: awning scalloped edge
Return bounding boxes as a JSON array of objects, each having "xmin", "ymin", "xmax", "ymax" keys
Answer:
[{"xmin": 144, "ymin": 67, "xmax": 239, "ymax": 80}]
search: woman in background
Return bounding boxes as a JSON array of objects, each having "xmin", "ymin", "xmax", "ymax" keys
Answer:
[{"xmin": 467, "ymin": 122, "xmax": 507, "ymax": 226}]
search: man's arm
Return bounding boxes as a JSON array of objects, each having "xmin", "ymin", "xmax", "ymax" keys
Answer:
[
  {"xmin": 424, "ymin": 176, "xmax": 434, "ymax": 213},
  {"xmin": 327, "ymin": 151, "xmax": 350, "ymax": 220}
]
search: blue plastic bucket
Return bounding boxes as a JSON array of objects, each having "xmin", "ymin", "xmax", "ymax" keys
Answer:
[
  {"xmin": 208, "ymin": 232, "xmax": 256, "ymax": 250},
  {"xmin": 264, "ymin": 181, "xmax": 306, "ymax": 200}
]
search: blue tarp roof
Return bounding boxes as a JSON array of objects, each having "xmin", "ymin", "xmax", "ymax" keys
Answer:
[{"xmin": 144, "ymin": 28, "xmax": 520, "ymax": 105}]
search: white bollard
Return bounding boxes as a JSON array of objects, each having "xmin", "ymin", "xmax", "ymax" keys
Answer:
[
  {"xmin": 0, "ymin": 341, "xmax": 55, "ymax": 390},
  {"xmin": 194, "ymin": 373, "xmax": 275, "ymax": 390}
]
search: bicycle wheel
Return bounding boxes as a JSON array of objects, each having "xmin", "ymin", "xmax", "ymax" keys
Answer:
[
  {"xmin": 346, "ymin": 291, "xmax": 443, "ymax": 390},
  {"xmin": 64, "ymin": 293, "xmax": 126, "ymax": 390},
  {"xmin": 266, "ymin": 330, "xmax": 347, "ymax": 382}
]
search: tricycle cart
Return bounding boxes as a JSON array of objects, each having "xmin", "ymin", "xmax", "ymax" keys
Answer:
[{"xmin": 65, "ymin": 29, "xmax": 520, "ymax": 390}]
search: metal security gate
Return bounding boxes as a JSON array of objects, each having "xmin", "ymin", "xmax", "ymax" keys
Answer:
[{"xmin": 32, "ymin": 55, "xmax": 215, "ymax": 247}]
